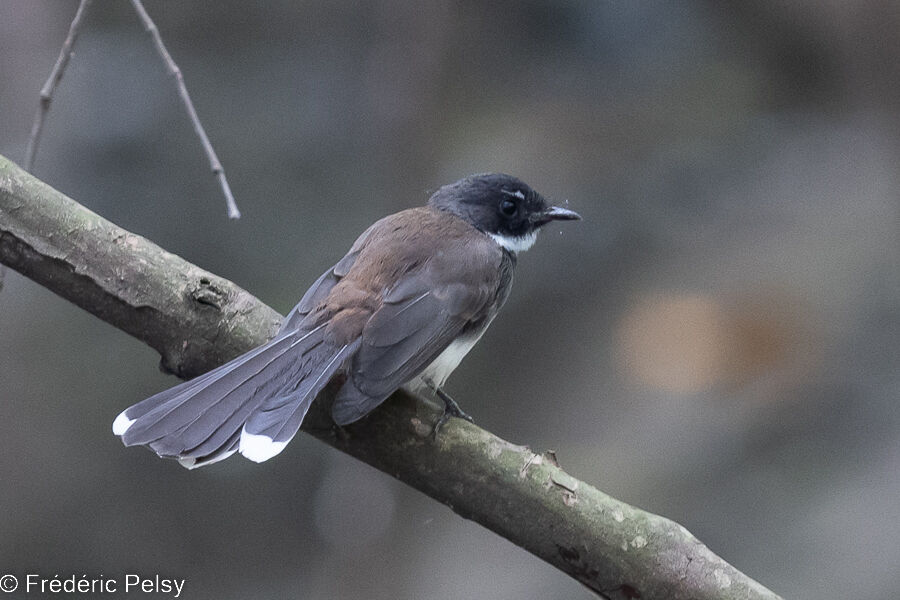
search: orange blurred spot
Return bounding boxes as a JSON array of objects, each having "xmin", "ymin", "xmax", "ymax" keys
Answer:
[
  {"xmin": 616, "ymin": 291, "xmax": 816, "ymax": 395},
  {"xmin": 618, "ymin": 294, "xmax": 728, "ymax": 393}
]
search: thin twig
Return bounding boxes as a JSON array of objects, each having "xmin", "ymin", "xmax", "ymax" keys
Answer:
[
  {"xmin": 23, "ymin": 0, "xmax": 92, "ymax": 172},
  {"xmin": 130, "ymin": 0, "xmax": 241, "ymax": 219}
]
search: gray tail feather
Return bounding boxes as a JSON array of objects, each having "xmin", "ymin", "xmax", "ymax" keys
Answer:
[
  {"xmin": 330, "ymin": 376, "xmax": 392, "ymax": 426},
  {"xmin": 113, "ymin": 323, "xmax": 352, "ymax": 468},
  {"xmin": 242, "ymin": 339, "xmax": 361, "ymax": 441}
]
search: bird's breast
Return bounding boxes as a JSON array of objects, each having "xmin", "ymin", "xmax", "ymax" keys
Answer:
[{"xmin": 412, "ymin": 329, "xmax": 485, "ymax": 391}]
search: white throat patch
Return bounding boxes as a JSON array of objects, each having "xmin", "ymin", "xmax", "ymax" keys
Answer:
[{"xmin": 488, "ymin": 230, "xmax": 538, "ymax": 253}]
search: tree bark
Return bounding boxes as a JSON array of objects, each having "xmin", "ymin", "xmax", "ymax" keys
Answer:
[{"xmin": 0, "ymin": 154, "xmax": 783, "ymax": 600}]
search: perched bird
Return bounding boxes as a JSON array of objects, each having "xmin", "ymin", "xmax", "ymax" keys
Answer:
[{"xmin": 113, "ymin": 173, "xmax": 580, "ymax": 468}]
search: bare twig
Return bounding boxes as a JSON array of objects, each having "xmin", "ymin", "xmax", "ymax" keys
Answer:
[
  {"xmin": 130, "ymin": 0, "xmax": 241, "ymax": 219},
  {"xmin": 0, "ymin": 154, "xmax": 782, "ymax": 600},
  {"xmin": 23, "ymin": 0, "xmax": 92, "ymax": 172}
]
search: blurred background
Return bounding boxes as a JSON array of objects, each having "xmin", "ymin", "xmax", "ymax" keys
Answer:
[{"xmin": 1, "ymin": 1, "xmax": 898, "ymax": 598}]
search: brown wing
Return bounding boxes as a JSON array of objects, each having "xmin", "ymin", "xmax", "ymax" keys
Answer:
[
  {"xmin": 278, "ymin": 222, "xmax": 378, "ymax": 333},
  {"xmin": 326, "ymin": 207, "xmax": 505, "ymax": 424}
]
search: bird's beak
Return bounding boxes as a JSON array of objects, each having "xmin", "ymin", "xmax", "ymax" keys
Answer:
[{"xmin": 534, "ymin": 205, "xmax": 582, "ymax": 225}]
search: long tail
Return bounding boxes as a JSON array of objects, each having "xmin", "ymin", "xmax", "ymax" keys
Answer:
[{"xmin": 113, "ymin": 324, "xmax": 355, "ymax": 468}]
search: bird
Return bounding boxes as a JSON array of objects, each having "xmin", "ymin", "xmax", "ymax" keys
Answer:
[{"xmin": 113, "ymin": 173, "xmax": 581, "ymax": 468}]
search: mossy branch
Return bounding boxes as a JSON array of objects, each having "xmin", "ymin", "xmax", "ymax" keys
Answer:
[{"xmin": 0, "ymin": 154, "xmax": 782, "ymax": 600}]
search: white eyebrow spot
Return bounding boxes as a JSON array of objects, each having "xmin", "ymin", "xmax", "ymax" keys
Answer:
[{"xmin": 501, "ymin": 189, "xmax": 526, "ymax": 200}]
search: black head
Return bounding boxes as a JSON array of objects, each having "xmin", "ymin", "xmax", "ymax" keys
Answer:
[{"xmin": 428, "ymin": 173, "xmax": 580, "ymax": 251}]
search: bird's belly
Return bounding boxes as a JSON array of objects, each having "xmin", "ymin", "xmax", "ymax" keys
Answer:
[{"xmin": 411, "ymin": 332, "xmax": 484, "ymax": 391}]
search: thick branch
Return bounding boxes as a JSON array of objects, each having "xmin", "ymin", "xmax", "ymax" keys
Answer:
[
  {"xmin": 0, "ymin": 154, "xmax": 782, "ymax": 600},
  {"xmin": 0, "ymin": 155, "xmax": 279, "ymax": 376}
]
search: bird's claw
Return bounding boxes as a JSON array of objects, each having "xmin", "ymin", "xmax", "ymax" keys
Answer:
[{"xmin": 432, "ymin": 388, "xmax": 474, "ymax": 438}]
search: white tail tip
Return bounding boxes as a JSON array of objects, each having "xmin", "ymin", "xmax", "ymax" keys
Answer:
[
  {"xmin": 239, "ymin": 429, "xmax": 287, "ymax": 463},
  {"xmin": 112, "ymin": 411, "xmax": 136, "ymax": 436}
]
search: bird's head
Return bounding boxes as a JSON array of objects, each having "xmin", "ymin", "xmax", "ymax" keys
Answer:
[{"xmin": 429, "ymin": 173, "xmax": 581, "ymax": 253}]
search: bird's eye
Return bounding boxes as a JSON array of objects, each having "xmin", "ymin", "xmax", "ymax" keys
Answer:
[{"xmin": 500, "ymin": 198, "xmax": 517, "ymax": 216}]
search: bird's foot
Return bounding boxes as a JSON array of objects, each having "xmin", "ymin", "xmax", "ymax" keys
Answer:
[{"xmin": 432, "ymin": 388, "xmax": 474, "ymax": 438}]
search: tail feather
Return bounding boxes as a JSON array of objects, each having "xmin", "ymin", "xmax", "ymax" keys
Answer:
[
  {"xmin": 330, "ymin": 375, "xmax": 391, "ymax": 426},
  {"xmin": 146, "ymin": 335, "xmax": 326, "ymax": 458},
  {"xmin": 118, "ymin": 329, "xmax": 300, "ymax": 445},
  {"xmin": 168, "ymin": 337, "xmax": 323, "ymax": 461},
  {"xmin": 238, "ymin": 339, "xmax": 361, "ymax": 463},
  {"xmin": 113, "ymin": 323, "xmax": 349, "ymax": 468},
  {"xmin": 177, "ymin": 429, "xmax": 241, "ymax": 470},
  {"xmin": 116, "ymin": 329, "xmax": 296, "ymax": 426}
]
